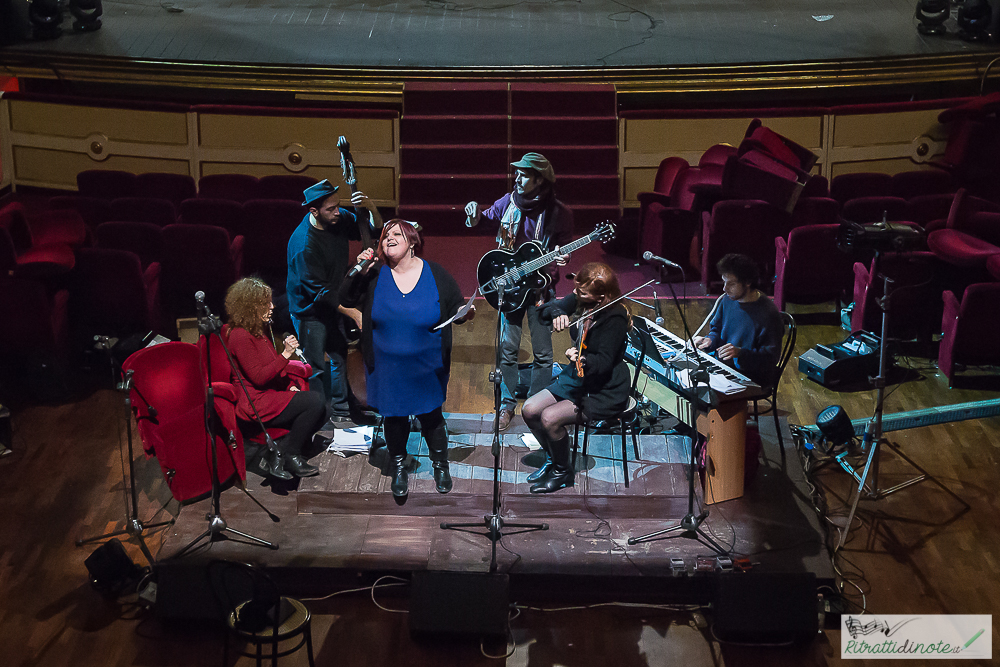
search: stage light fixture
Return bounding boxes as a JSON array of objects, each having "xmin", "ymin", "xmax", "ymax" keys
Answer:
[
  {"xmin": 69, "ymin": 0, "xmax": 102, "ymax": 32},
  {"xmin": 27, "ymin": 0, "xmax": 63, "ymax": 40},
  {"xmin": 958, "ymin": 0, "xmax": 992, "ymax": 41},
  {"xmin": 915, "ymin": 0, "xmax": 951, "ymax": 35},
  {"xmin": 816, "ymin": 405, "xmax": 856, "ymax": 451}
]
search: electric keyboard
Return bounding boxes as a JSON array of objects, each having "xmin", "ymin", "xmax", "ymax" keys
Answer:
[
  {"xmin": 623, "ymin": 317, "xmax": 760, "ymax": 504},
  {"xmin": 625, "ymin": 316, "xmax": 760, "ymax": 409}
]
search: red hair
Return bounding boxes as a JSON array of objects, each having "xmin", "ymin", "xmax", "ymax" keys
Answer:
[
  {"xmin": 574, "ymin": 262, "xmax": 622, "ymax": 305},
  {"xmin": 376, "ymin": 219, "xmax": 422, "ymax": 264}
]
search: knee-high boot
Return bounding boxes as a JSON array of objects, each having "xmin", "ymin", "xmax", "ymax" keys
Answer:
[
  {"xmin": 529, "ymin": 434, "xmax": 574, "ymax": 493},
  {"xmin": 526, "ymin": 429, "xmax": 553, "ymax": 483},
  {"xmin": 424, "ymin": 422, "xmax": 452, "ymax": 494}
]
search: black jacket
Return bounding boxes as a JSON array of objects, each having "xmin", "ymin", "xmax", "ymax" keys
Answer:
[
  {"xmin": 540, "ymin": 293, "xmax": 631, "ymax": 420},
  {"xmin": 339, "ymin": 259, "xmax": 466, "ymax": 375}
]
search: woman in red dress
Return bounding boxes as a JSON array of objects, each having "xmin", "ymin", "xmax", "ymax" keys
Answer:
[{"xmin": 224, "ymin": 277, "xmax": 326, "ymax": 479}]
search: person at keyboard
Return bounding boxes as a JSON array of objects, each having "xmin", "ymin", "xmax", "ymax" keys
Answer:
[
  {"xmin": 521, "ymin": 263, "xmax": 631, "ymax": 494},
  {"xmin": 693, "ymin": 253, "xmax": 783, "ymax": 387}
]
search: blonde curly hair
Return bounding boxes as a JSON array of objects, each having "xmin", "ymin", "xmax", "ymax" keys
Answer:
[{"xmin": 225, "ymin": 277, "xmax": 272, "ymax": 337}]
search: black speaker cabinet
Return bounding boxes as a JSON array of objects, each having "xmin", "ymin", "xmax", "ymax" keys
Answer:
[
  {"xmin": 409, "ymin": 571, "xmax": 509, "ymax": 639},
  {"xmin": 84, "ymin": 538, "xmax": 142, "ymax": 597},
  {"xmin": 713, "ymin": 573, "xmax": 818, "ymax": 644}
]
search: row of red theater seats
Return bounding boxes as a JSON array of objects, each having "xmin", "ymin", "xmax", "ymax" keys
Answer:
[
  {"xmin": 636, "ymin": 124, "xmax": 963, "ymax": 290},
  {"xmin": 0, "ymin": 195, "xmax": 304, "ymax": 290}
]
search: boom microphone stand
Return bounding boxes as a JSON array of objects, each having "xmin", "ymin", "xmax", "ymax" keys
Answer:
[
  {"xmin": 171, "ymin": 294, "xmax": 278, "ymax": 558},
  {"xmin": 628, "ymin": 266, "xmax": 730, "ymax": 556},
  {"xmin": 76, "ymin": 338, "xmax": 174, "ymax": 565},
  {"xmin": 441, "ymin": 281, "xmax": 548, "ymax": 572}
]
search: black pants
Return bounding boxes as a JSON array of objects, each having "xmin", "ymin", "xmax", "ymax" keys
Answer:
[
  {"xmin": 268, "ymin": 390, "xmax": 326, "ymax": 457},
  {"xmin": 383, "ymin": 407, "xmax": 445, "ymax": 458}
]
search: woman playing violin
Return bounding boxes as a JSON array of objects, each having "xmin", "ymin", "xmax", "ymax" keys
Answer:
[{"xmin": 521, "ymin": 262, "xmax": 631, "ymax": 493}]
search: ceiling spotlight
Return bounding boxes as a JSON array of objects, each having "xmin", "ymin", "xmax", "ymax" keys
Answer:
[
  {"xmin": 958, "ymin": 0, "xmax": 992, "ymax": 41},
  {"xmin": 915, "ymin": 0, "xmax": 951, "ymax": 35}
]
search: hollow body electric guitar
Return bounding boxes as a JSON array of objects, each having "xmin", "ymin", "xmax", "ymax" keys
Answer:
[{"xmin": 477, "ymin": 222, "xmax": 616, "ymax": 313}]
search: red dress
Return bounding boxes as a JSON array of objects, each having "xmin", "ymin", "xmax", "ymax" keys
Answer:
[{"xmin": 225, "ymin": 326, "xmax": 303, "ymax": 422}]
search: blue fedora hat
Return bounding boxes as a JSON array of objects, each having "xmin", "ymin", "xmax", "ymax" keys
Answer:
[{"xmin": 302, "ymin": 179, "xmax": 340, "ymax": 207}]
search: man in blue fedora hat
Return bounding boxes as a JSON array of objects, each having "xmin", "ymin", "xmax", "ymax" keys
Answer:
[
  {"xmin": 464, "ymin": 152, "xmax": 574, "ymax": 431},
  {"xmin": 287, "ymin": 179, "xmax": 383, "ymax": 425}
]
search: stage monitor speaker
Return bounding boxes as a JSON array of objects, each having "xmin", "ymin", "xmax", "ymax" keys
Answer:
[
  {"xmin": 713, "ymin": 573, "xmax": 818, "ymax": 644},
  {"xmin": 84, "ymin": 538, "xmax": 143, "ymax": 597},
  {"xmin": 409, "ymin": 571, "xmax": 509, "ymax": 639}
]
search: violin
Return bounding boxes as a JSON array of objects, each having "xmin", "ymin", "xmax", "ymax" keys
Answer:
[{"xmin": 575, "ymin": 310, "xmax": 594, "ymax": 378}]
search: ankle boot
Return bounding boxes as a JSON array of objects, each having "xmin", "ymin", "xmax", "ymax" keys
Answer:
[
  {"xmin": 425, "ymin": 422, "xmax": 452, "ymax": 494},
  {"xmin": 529, "ymin": 435, "xmax": 574, "ymax": 494},
  {"xmin": 431, "ymin": 461, "xmax": 452, "ymax": 494},
  {"xmin": 268, "ymin": 450, "xmax": 293, "ymax": 481},
  {"xmin": 285, "ymin": 454, "xmax": 319, "ymax": 478},
  {"xmin": 526, "ymin": 431, "xmax": 553, "ymax": 483},
  {"xmin": 391, "ymin": 455, "xmax": 409, "ymax": 497}
]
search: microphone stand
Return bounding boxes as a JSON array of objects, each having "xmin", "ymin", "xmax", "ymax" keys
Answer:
[
  {"xmin": 76, "ymin": 339, "xmax": 175, "ymax": 566},
  {"xmin": 440, "ymin": 280, "xmax": 548, "ymax": 572},
  {"xmin": 170, "ymin": 301, "xmax": 278, "ymax": 558},
  {"xmin": 627, "ymin": 268, "xmax": 729, "ymax": 556}
]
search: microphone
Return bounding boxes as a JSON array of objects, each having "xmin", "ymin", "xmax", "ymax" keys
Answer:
[
  {"xmin": 643, "ymin": 251, "xmax": 682, "ymax": 270},
  {"xmin": 282, "ymin": 332, "xmax": 309, "ymax": 365},
  {"xmin": 652, "ymin": 290, "xmax": 664, "ymax": 326},
  {"xmin": 347, "ymin": 255, "xmax": 374, "ymax": 278},
  {"xmin": 194, "ymin": 290, "xmax": 215, "ymax": 318}
]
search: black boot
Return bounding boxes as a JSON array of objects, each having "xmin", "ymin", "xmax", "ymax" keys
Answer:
[
  {"xmin": 425, "ymin": 422, "xmax": 452, "ymax": 494},
  {"xmin": 285, "ymin": 454, "xmax": 319, "ymax": 478},
  {"xmin": 529, "ymin": 435, "xmax": 573, "ymax": 494},
  {"xmin": 391, "ymin": 454, "xmax": 409, "ymax": 497},
  {"xmin": 268, "ymin": 450, "xmax": 293, "ymax": 481},
  {"xmin": 526, "ymin": 431, "xmax": 553, "ymax": 483}
]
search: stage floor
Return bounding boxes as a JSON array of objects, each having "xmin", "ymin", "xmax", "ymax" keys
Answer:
[
  {"xmin": 155, "ymin": 410, "xmax": 833, "ymax": 611},
  {"xmin": 2, "ymin": 0, "xmax": 997, "ymax": 69}
]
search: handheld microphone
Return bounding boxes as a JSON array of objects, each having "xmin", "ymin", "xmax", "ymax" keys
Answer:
[
  {"xmin": 282, "ymin": 332, "xmax": 310, "ymax": 365},
  {"xmin": 643, "ymin": 251, "xmax": 682, "ymax": 270},
  {"xmin": 347, "ymin": 256, "xmax": 375, "ymax": 278},
  {"xmin": 652, "ymin": 290, "xmax": 664, "ymax": 326}
]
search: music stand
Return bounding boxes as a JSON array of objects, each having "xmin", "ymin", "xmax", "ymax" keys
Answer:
[
  {"xmin": 627, "ymin": 275, "xmax": 730, "ymax": 557},
  {"xmin": 76, "ymin": 338, "xmax": 174, "ymax": 566},
  {"xmin": 441, "ymin": 282, "xmax": 548, "ymax": 572}
]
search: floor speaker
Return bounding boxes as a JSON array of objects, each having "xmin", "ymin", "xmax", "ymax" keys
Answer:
[
  {"xmin": 84, "ymin": 538, "xmax": 143, "ymax": 597},
  {"xmin": 713, "ymin": 572, "xmax": 818, "ymax": 644},
  {"xmin": 409, "ymin": 571, "xmax": 509, "ymax": 639}
]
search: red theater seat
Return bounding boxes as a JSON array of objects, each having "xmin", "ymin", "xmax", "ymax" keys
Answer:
[
  {"xmin": 939, "ymin": 282, "xmax": 1000, "ymax": 386},
  {"xmin": 774, "ymin": 224, "xmax": 853, "ymax": 311}
]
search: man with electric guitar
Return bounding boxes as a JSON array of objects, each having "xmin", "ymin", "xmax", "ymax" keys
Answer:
[{"xmin": 465, "ymin": 153, "xmax": 574, "ymax": 431}]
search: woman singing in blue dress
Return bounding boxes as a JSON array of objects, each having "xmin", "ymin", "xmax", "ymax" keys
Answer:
[{"xmin": 340, "ymin": 220, "xmax": 474, "ymax": 497}]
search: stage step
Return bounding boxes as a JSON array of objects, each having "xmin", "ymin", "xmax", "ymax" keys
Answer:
[{"xmin": 399, "ymin": 82, "xmax": 620, "ymax": 235}]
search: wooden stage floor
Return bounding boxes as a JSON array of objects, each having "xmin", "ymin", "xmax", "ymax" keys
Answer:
[
  {"xmin": 155, "ymin": 409, "xmax": 833, "ymax": 610},
  {"xmin": 2, "ymin": 0, "xmax": 998, "ymax": 69}
]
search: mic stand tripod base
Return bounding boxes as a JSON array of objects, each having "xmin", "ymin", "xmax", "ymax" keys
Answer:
[
  {"xmin": 170, "ymin": 511, "xmax": 279, "ymax": 560},
  {"xmin": 626, "ymin": 511, "xmax": 729, "ymax": 557},
  {"xmin": 76, "ymin": 515, "xmax": 175, "ymax": 567}
]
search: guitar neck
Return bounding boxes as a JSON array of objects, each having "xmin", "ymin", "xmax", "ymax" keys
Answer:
[{"xmin": 515, "ymin": 233, "xmax": 597, "ymax": 277}]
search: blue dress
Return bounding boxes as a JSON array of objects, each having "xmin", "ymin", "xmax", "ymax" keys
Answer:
[{"xmin": 367, "ymin": 263, "xmax": 447, "ymax": 417}]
